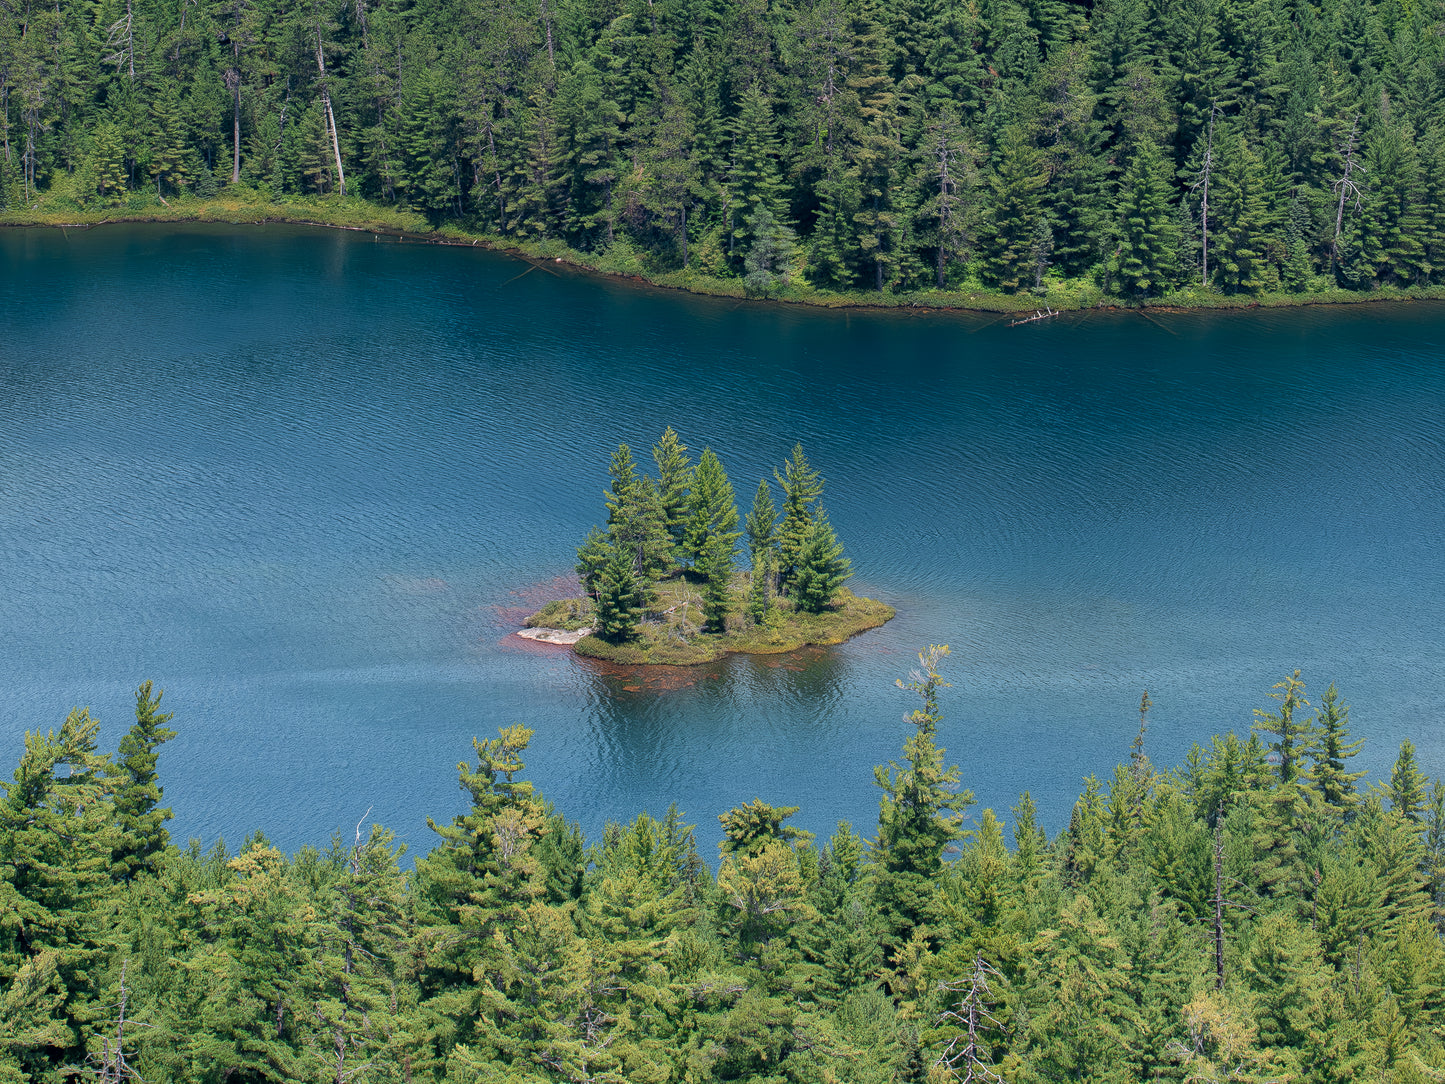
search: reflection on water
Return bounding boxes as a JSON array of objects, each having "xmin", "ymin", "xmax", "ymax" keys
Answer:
[{"xmin": 2, "ymin": 222, "xmax": 1444, "ymax": 856}]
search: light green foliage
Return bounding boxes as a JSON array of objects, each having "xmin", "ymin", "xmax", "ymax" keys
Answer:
[
  {"xmin": 1252, "ymin": 668, "xmax": 1313, "ymax": 786},
  {"xmin": 1310, "ymin": 683, "xmax": 1365, "ymax": 812},
  {"xmin": 872, "ymin": 645, "xmax": 972, "ymax": 954},
  {"xmin": 2, "ymin": 661, "xmax": 1444, "ymax": 1081},
  {"xmin": 1390, "ymin": 739, "xmax": 1428, "ymax": 821}
]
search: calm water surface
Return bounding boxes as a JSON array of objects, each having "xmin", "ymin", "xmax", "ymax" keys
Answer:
[{"xmin": 2, "ymin": 223, "xmax": 1442, "ymax": 856}]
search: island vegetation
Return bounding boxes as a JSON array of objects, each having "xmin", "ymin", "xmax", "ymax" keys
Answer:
[
  {"xmin": 5, "ymin": 0, "xmax": 1445, "ymax": 314},
  {"xmin": 524, "ymin": 430, "xmax": 893, "ymax": 664},
  {"xmin": 4, "ymin": 659, "xmax": 1445, "ymax": 1083}
]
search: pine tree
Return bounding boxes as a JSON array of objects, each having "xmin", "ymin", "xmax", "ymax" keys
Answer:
[
  {"xmin": 1389, "ymin": 739, "xmax": 1427, "ymax": 822},
  {"xmin": 872, "ymin": 645, "xmax": 972, "ymax": 954},
  {"xmin": 1252, "ymin": 669, "xmax": 1313, "ymax": 785},
  {"xmin": 1309, "ymin": 683, "xmax": 1365, "ymax": 813},
  {"xmin": 744, "ymin": 478, "xmax": 778, "ymax": 564},
  {"xmin": 0, "ymin": 709, "xmax": 117, "ymax": 1078},
  {"xmin": 110, "ymin": 681, "xmax": 177, "ymax": 883}
]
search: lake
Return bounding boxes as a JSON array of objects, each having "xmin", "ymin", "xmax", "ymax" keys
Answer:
[{"xmin": 2, "ymin": 222, "xmax": 1442, "ymax": 858}]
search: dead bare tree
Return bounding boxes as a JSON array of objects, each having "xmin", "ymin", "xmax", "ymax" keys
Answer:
[
  {"xmin": 82, "ymin": 960, "xmax": 149, "ymax": 1084},
  {"xmin": 935, "ymin": 954, "xmax": 1005, "ymax": 1082},
  {"xmin": 1330, "ymin": 114, "xmax": 1363, "ymax": 271},
  {"xmin": 104, "ymin": 0, "xmax": 135, "ymax": 83},
  {"xmin": 1188, "ymin": 101, "xmax": 1220, "ymax": 286}
]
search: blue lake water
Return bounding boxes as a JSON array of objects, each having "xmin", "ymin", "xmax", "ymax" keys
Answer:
[{"xmin": 2, "ymin": 222, "xmax": 1442, "ymax": 857}]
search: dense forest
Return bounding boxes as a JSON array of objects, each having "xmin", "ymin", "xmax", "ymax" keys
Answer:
[
  {"xmin": 3, "ymin": 0, "xmax": 1445, "ymax": 296},
  {"xmin": 5, "ymin": 656, "xmax": 1445, "ymax": 1082}
]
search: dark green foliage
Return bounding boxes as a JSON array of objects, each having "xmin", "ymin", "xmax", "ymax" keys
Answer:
[
  {"xmin": 744, "ymin": 479, "xmax": 778, "ymax": 564},
  {"xmin": 1111, "ymin": 140, "xmax": 1180, "ymax": 295},
  {"xmin": 791, "ymin": 509, "xmax": 852, "ymax": 612},
  {"xmin": 871, "ymin": 645, "xmax": 971, "ymax": 953},
  {"xmin": 110, "ymin": 681, "xmax": 177, "ymax": 883},
  {"xmin": 652, "ymin": 426, "xmax": 694, "ymax": 564},
  {"xmin": 774, "ymin": 443, "xmax": 824, "ymax": 590},
  {"xmin": 10, "ymin": 0, "xmax": 1445, "ymax": 300},
  {"xmin": 593, "ymin": 542, "xmax": 644, "ymax": 641}
]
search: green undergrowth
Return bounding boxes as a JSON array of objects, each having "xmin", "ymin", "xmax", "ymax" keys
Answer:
[
  {"xmin": 526, "ymin": 578, "xmax": 894, "ymax": 666},
  {"xmin": 8, "ymin": 188, "xmax": 1445, "ymax": 315}
]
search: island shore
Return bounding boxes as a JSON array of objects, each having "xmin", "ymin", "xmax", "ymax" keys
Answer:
[
  {"xmin": 523, "ymin": 586, "xmax": 895, "ymax": 667},
  {"xmin": 7, "ymin": 191, "xmax": 1445, "ymax": 317}
]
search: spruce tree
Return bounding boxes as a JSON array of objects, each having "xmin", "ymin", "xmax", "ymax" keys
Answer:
[
  {"xmin": 977, "ymin": 124, "xmax": 1049, "ymax": 290},
  {"xmin": 110, "ymin": 681, "xmax": 177, "ymax": 883},
  {"xmin": 744, "ymin": 478, "xmax": 778, "ymax": 564},
  {"xmin": 652, "ymin": 426, "xmax": 693, "ymax": 565},
  {"xmin": 594, "ymin": 544, "xmax": 644, "ymax": 642},
  {"xmin": 774, "ymin": 443, "xmax": 824, "ymax": 591},
  {"xmin": 683, "ymin": 447, "xmax": 741, "ymax": 566},
  {"xmin": 792, "ymin": 509, "xmax": 853, "ymax": 612},
  {"xmin": 1112, "ymin": 139, "xmax": 1180, "ymax": 296}
]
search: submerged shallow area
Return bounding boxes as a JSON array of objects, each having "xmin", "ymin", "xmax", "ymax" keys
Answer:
[{"xmin": 2, "ymin": 222, "xmax": 1442, "ymax": 856}]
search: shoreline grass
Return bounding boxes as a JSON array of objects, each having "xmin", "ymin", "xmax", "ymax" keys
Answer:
[
  {"xmin": 526, "ymin": 581, "xmax": 895, "ymax": 667},
  {"xmin": 7, "ymin": 188, "xmax": 1445, "ymax": 316}
]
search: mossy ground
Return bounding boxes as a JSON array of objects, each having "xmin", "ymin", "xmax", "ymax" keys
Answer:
[
  {"xmin": 525, "ymin": 576, "xmax": 894, "ymax": 666},
  {"xmin": 7, "ymin": 187, "xmax": 1445, "ymax": 316}
]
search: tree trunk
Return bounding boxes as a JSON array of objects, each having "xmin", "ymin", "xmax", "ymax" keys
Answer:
[
  {"xmin": 317, "ymin": 39, "xmax": 346, "ymax": 195},
  {"xmin": 231, "ymin": 62, "xmax": 242, "ymax": 185}
]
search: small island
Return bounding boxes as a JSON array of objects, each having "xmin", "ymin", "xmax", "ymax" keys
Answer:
[{"xmin": 523, "ymin": 431, "xmax": 894, "ymax": 665}]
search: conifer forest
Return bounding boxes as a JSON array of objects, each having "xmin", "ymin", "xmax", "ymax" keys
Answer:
[
  {"xmin": 4, "ymin": 658, "xmax": 1445, "ymax": 1082},
  {"xmin": 4, "ymin": 0, "xmax": 1445, "ymax": 296}
]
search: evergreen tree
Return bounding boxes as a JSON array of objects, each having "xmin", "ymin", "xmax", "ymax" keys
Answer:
[
  {"xmin": 593, "ymin": 543, "xmax": 645, "ymax": 642},
  {"xmin": 775, "ymin": 443, "xmax": 824, "ymax": 591},
  {"xmin": 683, "ymin": 447, "xmax": 741, "ymax": 566},
  {"xmin": 744, "ymin": 478, "xmax": 778, "ymax": 564},
  {"xmin": 792, "ymin": 508, "xmax": 853, "ymax": 612},
  {"xmin": 652, "ymin": 425, "xmax": 693, "ymax": 565},
  {"xmin": 1252, "ymin": 669, "xmax": 1313, "ymax": 785},
  {"xmin": 1389, "ymin": 739, "xmax": 1427, "ymax": 822},
  {"xmin": 871, "ymin": 645, "xmax": 972, "ymax": 955},
  {"xmin": 1111, "ymin": 139, "xmax": 1180, "ymax": 295},
  {"xmin": 110, "ymin": 681, "xmax": 177, "ymax": 883},
  {"xmin": 976, "ymin": 124, "xmax": 1049, "ymax": 290},
  {"xmin": 1309, "ymin": 683, "xmax": 1365, "ymax": 813}
]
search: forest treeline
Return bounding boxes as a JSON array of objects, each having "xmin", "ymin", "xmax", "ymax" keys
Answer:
[
  {"xmin": 5, "ymin": 656, "xmax": 1445, "ymax": 1083},
  {"xmin": 4, "ymin": 0, "xmax": 1445, "ymax": 296}
]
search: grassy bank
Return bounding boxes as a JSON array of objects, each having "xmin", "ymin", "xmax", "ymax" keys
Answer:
[
  {"xmin": 7, "ymin": 187, "xmax": 1445, "ymax": 316},
  {"xmin": 525, "ymin": 579, "xmax": 895, "ymax": 666}
]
